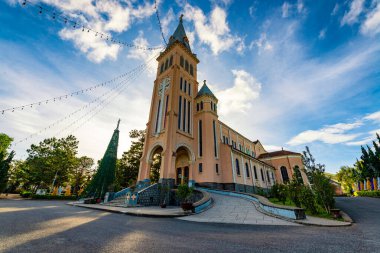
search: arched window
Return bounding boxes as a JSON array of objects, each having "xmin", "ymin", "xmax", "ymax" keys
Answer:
[
  {"xmin": 266, "ymin": 170, "xmax": 270, "ymax": 183},
  {"xmin": 280, "ymin": 166, "xmax": 289, "ymax": 183},
  {"xmin": 200, "ymin": 101, "xmax": 204, "ymax": 110},
  {"xmin": 180, "ymin": 56, "xmax": 184, "ymax": 67},
  {"xmin": 260, "ymin": 169, "xmax": 265, "ymax": 181},
  {"xmin": 185, "ymin": 60, "xmax": 189, "ymax": 72},
  {"xmin": 294, "ymin": 166, "xmax": 304, "ymax": 184},
  {"xmin": 160, "ymin": 64, "xmax": 164, "ymax": 73},
  {"xmin": 245, "ymin": 163, "xmax": 250, "ymax": 178},
  {"xmin": 190, "ymin": 64, "xmax": 193, "ymax": 75},
  {"xmin": 235, "ymin": 159, "xmax": 240, "ymax": 175},
  {"xmin": 253, "ymin": 166, "xmax": 258, "ymax": 179},
  {"xmin": 165, "ymin": 58, "xmax": 169, "ymax": 70}
]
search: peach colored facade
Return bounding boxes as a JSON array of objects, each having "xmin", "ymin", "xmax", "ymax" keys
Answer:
[{"xmin": 137, "ymin": 19, "xmax": 309, "ymax": 192}]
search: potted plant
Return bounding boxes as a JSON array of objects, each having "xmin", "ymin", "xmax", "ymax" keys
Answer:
[{"xmin": 177, "ymin": 184, "xmax": 194, "ymax": 211}]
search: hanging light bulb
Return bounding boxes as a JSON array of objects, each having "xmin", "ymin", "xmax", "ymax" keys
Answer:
[
  {"xmin": 52, "ymin": 12, "xmax": 56, "ymax": 19},
  {"xmin": 22, "ymin": 0, "xmax": 26, "ymax": 6},
  {"xmin": 73, "ymin": 22, "xmax": 77, "ymax": 28},
  {"xmin": 39, "ymin": 6, "xmax": 42, "ymax": 14}
]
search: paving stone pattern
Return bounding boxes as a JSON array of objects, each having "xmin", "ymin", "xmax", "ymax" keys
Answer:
[{"xmin": 179, "ymin": 192, "xmax": 299, "ymax": 226}]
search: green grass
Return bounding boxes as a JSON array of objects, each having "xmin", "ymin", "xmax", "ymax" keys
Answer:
[{"xmin": 267, "ymin": 197, "xmax": 344, "ymax": 221}]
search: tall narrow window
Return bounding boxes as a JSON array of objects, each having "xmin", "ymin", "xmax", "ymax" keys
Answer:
[
  {"xmin": 211, "ymin": 101, "xmax": 213, "ymax": 111},
  {"xmin": 178, "ymin": 96, "xmax": 182, "ymax": 129},
  {"xmin": 281, "ymin": 166, "xmax": 289, "ymax": 183},
  {"xmin": 183, "ymin": 98, "xmax": 186, "ymax": 132},
  {"xmin": 155, "ymin": 100, "xmax": 161, "ymax": 133},
  {"xmin": 180, "ymin": 56, "xmax": 184, "ymax": 67},
  {"xmin": 245, "ymin": 163, "xmax": 250, "ymax": 177},
  {"xmin": 169, "ymin": 55, "xmax": 173, "ymax": 66},
  {"xmin": 293, "ymin": 166, "xmax": 304, "ymax": 184},
  {"xmin": 223, "ymin": 136, "xmax": 226, "ymax": 144},
  {"xmin": 216, "ymin": 164, "xmax": 219, "ymax": 174},
  {"xmin": 185, "ymin": 60, "xmax": 189, "ymax": 72},
  {"xmin": 267, "ymin": 170, "xmax": 271, "ymax": 183},
  {"xmin": 213, "ymin": 120, "xmax": 217, "ymax": 157},
  {"xmin": 165, "ymin": 58, "xmax": 169, "ymax": 70},
  {"xmin": 261, "ymin": 169, "xmax": 265, "ymax": 181},
  {"xmin": 198, "ymin": 120, "xmax": 203, "ymax": 157},
  {"xmin": 187, "ymin": 101, "xmax": 191, "ymax": 133},
  {"xmin": 160, "ymin": 64, "xmax": 164, "ymax": 73},
  {"xmin": 184, "ymin": 80, "xmax": 187, "ymax": 93},
  {"xmin": 164, "ymin": 95, "xmax": 169, "ymax": 128},
  {"xmin": 180, "ymin": 77, "xmax": 183, "ymax": 90},
  {"xmin": 236, "ymin": 159, "xmax": 240, "ymax": 175},
  {"xmin": 196, "ymin": 103, "xmax": 199, "ymax": 111},
  {"xmin": 188, "ymin": 83, "xmax": 191, "ymax": 96},
  {"xmin": 199, "ymin": 163, "xmax": 203, "ymax": 173},
  {"xmin": 190, "ymin": 64, "xmax": 193, "ymax": 75},
  {"xmin": 254, "ymin": 166, "xmax": 258, "ymax": 179},
  {"xmin": 200, "ymin": 101, "xmax": 203, "ymax": 110}
]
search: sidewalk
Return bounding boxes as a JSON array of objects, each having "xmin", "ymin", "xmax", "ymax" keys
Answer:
[{"xmin": 67, "ymin": 202, "xmax": 189, "ymax": 217}]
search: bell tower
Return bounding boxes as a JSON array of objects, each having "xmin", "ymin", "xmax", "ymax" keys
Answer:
[{"xmin": 138, "ymin": 15, "xmax": 199, "ymax": 187}]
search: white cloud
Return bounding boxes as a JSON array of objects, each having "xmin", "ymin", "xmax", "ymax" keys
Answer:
[
  {"xmin": 184, "ymin": 4, "xmax": 244, "ymax": 55},
  {"xmin": 161, "ymin": 8, "xmax": 176, "ymax": 39},
  {"xmin": 341, "ymin": 0, "xmax": 365, "ymax": 26},
  {"xmin": 360, "ymin": 1, "xmax": 380, "ymax": 35},
  {"xmin": 364, "ymin": 110, "xmax": 380, "ymax": 122},
  {"xmin": 216, "ymin": 69, "xmax": 262, "ymax": 116},
  {"xmin": 331, "ymin": 3, "xmax": 339, "ymax": 16},
  {"xmin": 249, "ymin": 33, "xmax": 273, "ymax": 53},
  {"xmin": 264, "ymin": 145, "xmax": 284, "ymax": 151},
  {"xmin": 346, "ymin": 129, "xmax": 380, "ymax": 146},
  {"xmin": 287, "ymin": 121, "xmax": 363, "ymax": 146},
  {"xmin": 282, "ymin": 0, "xmax": 305, "ymax": 18},
  {"xmin": 282, "ymin": 2, "xmax": 290, "ymax": 18},
  {"xmin": 126, "ymin": 31, "xmax": 158, "ymax": 74},
  {"xmin": 33, "ymin": 0, "xmax": 157, "ymax": 63},
  {"xmin": 318, "ymin": 28, "xmax": 327, "ymax": 40}
]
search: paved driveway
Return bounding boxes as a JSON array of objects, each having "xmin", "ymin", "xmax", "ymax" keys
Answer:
[{"xmin": 179, "ymin": 192, "xmax": 298, "ymax": 225}]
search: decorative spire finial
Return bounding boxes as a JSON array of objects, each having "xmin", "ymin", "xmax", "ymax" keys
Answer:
[
  {"xmin": 180, "ymin": 14, "xmax": 184, "ymax": 22},
  {"xmin": 116, "ymin": 119, "xmax": 121, "ymax": 130},
  {"xmin": 203, "ymin": 80, "xmax": 206, "ymax": 85}
]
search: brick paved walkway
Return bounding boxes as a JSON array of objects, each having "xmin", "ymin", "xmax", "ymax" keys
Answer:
[{"xmin": 179, "ymin": 192, "xmax": 299, "ymax": 226}]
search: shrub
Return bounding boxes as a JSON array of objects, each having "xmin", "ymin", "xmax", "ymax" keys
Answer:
[
  {"xmin": 287, "ymin": 180, "xmax": 302, "ymax": 208},
  {"xmin": 31, "ymin": 195, "xmax": 78, "ymax": 200},
  {"xmin": 356, "ymin": 190, "xmax": 380, "ymax": 197},
  {"xmin": 300, "ymin": 186, "xmax": 317, "ymax": 214},
  {"xmin": 176, "ymin": 184, "xmax": 194, "ymax": 203},
  {"xmin": 271, "ymin": 184, "xmax": 287, "ymax": 204},
  {"xmin": 20, "ymin": 191, "xmax": 32, "ymax": 198}
]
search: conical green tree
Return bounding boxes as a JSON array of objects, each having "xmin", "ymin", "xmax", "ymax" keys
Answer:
[{"xmin": 84, "ymin": 120, "xmax": 120, "ymax": 199}]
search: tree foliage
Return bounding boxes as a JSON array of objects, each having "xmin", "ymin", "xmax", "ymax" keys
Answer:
[
  {"xmin": 115, "ymin": 129, "xmax": 145, "ymax": 190},
  {"xmin": 0, "ymin": 133, "xmax": 15, "ymax": 193}
]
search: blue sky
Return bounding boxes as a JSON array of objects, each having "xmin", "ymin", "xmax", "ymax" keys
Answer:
[{"xmin": 1, "ymin": 0, "xmax": 380, "ymax": 173}]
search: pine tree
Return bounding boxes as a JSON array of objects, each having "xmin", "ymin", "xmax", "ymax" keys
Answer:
[{"xmin": 84, "ymin": 120, "xmax": 120, "ymax": 199}]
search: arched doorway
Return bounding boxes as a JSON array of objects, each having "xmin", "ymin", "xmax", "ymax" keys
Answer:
[
  {"xmin": 175, "ymin": 146, "xmax": 191, "ymax": 185},
  {"xmin": 149, "ymin": 146, "xmax": 163, "ymax": 183}
]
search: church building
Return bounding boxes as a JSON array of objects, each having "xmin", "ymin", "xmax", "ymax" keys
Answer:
[{"xmin": 137, "ymin": 17, "xmax": 309, "ymax": 193}]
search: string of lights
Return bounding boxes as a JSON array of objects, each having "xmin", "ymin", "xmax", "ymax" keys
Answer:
[
  {"xmin": 20, "ymin": 0, "xmax": 164, "ymax": 51},
  {"xmin": 55, "ymin": 61, "xmax": 153, "ymax": 137},
  {"xmin": 154, "ymin": 0, "xmax": 168, "ymax": 45},
  {"xmin": 11, "ymin": 54, "xmax": 157, "ymax": 148},
  {"xmin": 1, "ymin": 62, "xmax": 148, "ymax": 115},
  {"xmin": 58, "ymin": 61, "xmax": 155, "ymax": 137}
]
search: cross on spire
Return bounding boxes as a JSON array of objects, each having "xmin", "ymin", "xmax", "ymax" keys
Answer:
[{"xmin": 180, "ymin": 14, "xmax": 184, "ymax": 22}]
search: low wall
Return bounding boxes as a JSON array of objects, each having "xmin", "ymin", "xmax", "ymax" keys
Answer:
[
  {"xmin": 199, "ymin": 188, "xmax": 305, "ymax": 220},
  {"xmin": 192, "ymin": 189, "xmax": 212, "ymax": 214}
]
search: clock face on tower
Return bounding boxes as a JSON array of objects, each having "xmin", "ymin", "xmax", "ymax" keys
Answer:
[{"xmin": 158, "ymin": 77, "xmax": 170, "ymax": 96}]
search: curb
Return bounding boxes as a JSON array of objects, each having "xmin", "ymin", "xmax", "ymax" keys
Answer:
[{"xmin": 67, "ymin": 202, "xmax": 190, "ymax": 218}]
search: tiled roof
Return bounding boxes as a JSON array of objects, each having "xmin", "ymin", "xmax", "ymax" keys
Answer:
[
  {"xmin": 196, "ymin": 81, "xmax": 217, "ymax": 99},
  {"xmin": 166, "ymin": 16, "xmax": 192, "ymax": 52},
  {"xmin": 257, "ymin": 150, "xmax": 302, "ymax": 159}
]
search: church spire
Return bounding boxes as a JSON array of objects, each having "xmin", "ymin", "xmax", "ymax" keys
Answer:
[{"xmin": 167, "ymin": 14, "xmax": 191, "ymax": 52}]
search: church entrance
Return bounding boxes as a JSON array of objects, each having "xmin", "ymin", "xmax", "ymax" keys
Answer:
[
  {"xmin": 175, "ymin": 147, "xmax": 191, "ymax": 185},
  {"xmin": 149, "ymin": 146, "xmax": 163, "ymax": 184}
]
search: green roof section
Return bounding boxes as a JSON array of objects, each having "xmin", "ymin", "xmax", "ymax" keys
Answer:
[
  {"xmin": 196, "ymin": 80, "xmax": 217, "ymax": 100},
  {"xmin": 167, "ymin": 14, "xmax": 192, "ymax": 52}
]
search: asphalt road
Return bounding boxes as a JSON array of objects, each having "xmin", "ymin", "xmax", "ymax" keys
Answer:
[{"xmin": 0, "ymin": 197, "xmax": 379, "ymax": 253}]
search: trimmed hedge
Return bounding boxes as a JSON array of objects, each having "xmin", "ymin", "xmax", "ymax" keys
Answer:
[
  {"xmin": 356, "ymin": 190, "xmax": 380, "ymax": 197},
  {"xmin": 31, "ymin": 194, "xmax": 78, "ymax": 200},
  {"xmin": 20, "ymin": 191, "xmax": 33, "ymax": 198}
]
